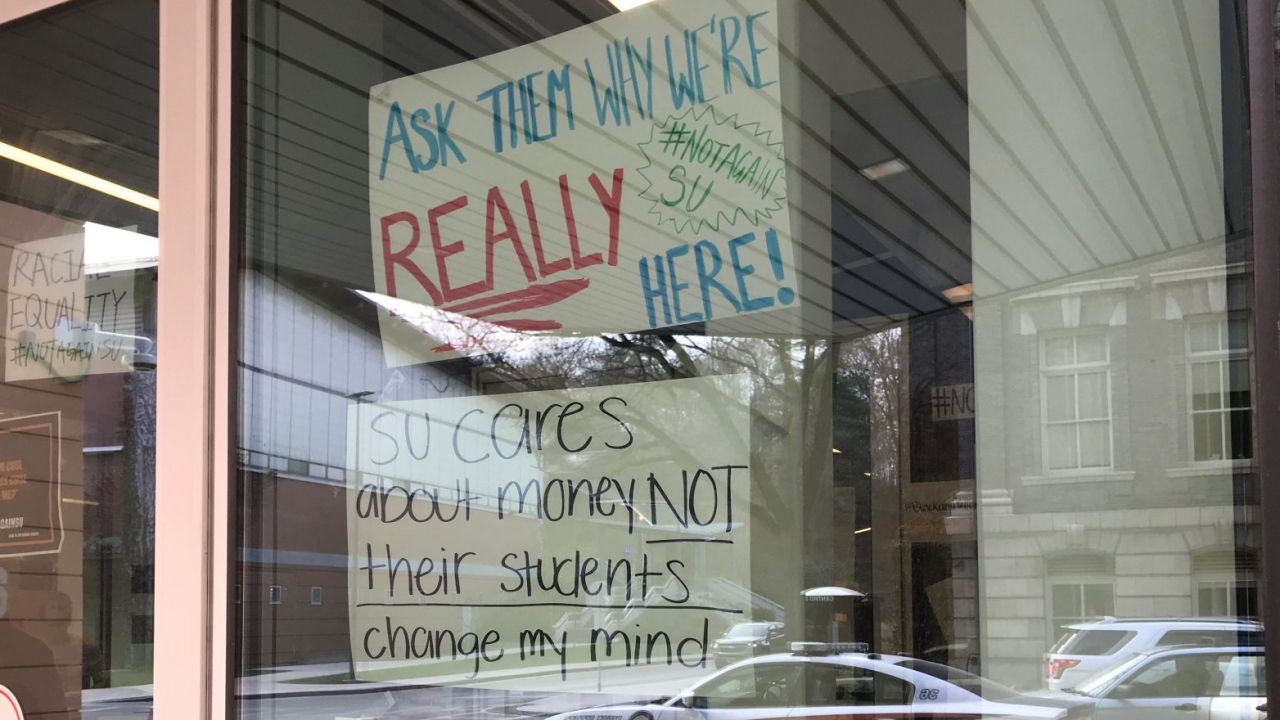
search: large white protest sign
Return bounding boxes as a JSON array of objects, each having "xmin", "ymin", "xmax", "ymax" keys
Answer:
[
  {"xmin": 5, "ymin": 234, "xmax": 138, "ymax": 382},
  {"xmin": 369, "ymin": 0, "xmax": 793, "ymax": 363},
  {"xmin": 346, "ymin": 375, "xmax": 752, "ymax": 688}
]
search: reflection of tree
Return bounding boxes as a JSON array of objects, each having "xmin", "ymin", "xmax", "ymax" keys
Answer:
[
  {"xmin": 121, "ymin": 368, "xmax": 156, "ymax": 669},
  {"xmin": 478, "ymin": 331, "xmax": 842, "ymax": 632},
  {"xmin": 469, "ymin": 326, "xmax": 907, "ymax": 636},
  {"xmin": 485, "ymin": 332, "xmax": 832, "ymax": 534},
  {"xmin": 838, "ymin": 328, "xmax": 902, "ymax": 486}
]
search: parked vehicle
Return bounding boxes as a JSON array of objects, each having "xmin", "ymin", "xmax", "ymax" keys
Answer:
[
  {"xmin": 550, "ymin": 643, "xmax": 1091, "ymax": 720},
  {"xmin": 710, "ymin": 622, "xmax": 785, "ymax": 668},
  {"xmin": 1045, "ymin": 617, "xmax": 1264, "ymax": 691},
  {"xmin": 1040, "ymin": 644, "xmax": 1265, "ymax": 720}
]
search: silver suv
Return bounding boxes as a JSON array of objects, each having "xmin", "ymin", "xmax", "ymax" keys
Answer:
[
  {"xmin": 1053, "ymin": 645, "xmax": 1265, "ymax": 720},
  {"xmin": 1045, "ymin": 618, "xmax": 1263, "ymax": 691}
]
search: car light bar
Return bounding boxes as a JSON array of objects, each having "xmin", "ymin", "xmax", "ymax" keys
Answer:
[{"xmin": 790, "ymin": 641, "xmax": 871, "ymax": 655}]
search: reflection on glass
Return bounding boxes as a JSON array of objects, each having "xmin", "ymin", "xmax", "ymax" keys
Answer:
[
  {"xmin": 0, "ymin": 2, "xmax": 159, "ymax": 719},
  {"xmin": 235, "ymin": 0, "xmax": 1266, "ymax": 718}
]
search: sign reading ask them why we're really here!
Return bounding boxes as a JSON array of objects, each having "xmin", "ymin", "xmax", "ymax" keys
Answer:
[{"xmin": 368, "ymin": 0, "xmax": 794, "ymax": 363}]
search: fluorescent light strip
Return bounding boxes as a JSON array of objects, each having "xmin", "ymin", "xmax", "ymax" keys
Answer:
[{"xmin": 0, "ymin": 141, "xmax": 159, "ymax": 212}]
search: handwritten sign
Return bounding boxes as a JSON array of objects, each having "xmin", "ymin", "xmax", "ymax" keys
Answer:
[
  {"xmin": 5, "ymin": 234, "xmax": 137, "ymax": 382},
  {"xmin": 0, "ymin": 413, "xmax": 61, "ymax": 558},
  {"xmin": 368, "ymin": 0, "xmax": 794, "ymax": 363},
  {"xmin": 347, "ymin": 375, "xmax": 751, "ymax": 688}
]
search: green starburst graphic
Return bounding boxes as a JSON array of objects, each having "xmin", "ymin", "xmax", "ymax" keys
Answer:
[{"xmin": 636, "ymin": 104, "xmax": 787, "ymax": 237}]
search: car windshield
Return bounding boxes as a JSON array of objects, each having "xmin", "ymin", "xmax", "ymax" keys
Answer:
[
  {"xmin": 895, "ymin": 659, "xmax": 1018, "ymax": 700},
  {"xmin": 1073, "ymin": 653, "xmax": 1148, "ymax": 697},
  {"xmin": 725, "ymin": 624, "xmax": 772, "ymax": 639}
]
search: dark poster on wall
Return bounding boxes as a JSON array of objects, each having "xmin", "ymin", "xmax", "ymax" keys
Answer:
[
  {"xmin": 0, "ymin": 412, "xmax": 61, "ymax": 557},
  {"xmin": 909, "ymin": 308, "xmax": 975, "ymax": 484}
]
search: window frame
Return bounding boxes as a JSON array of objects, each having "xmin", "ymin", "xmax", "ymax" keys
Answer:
[
  {"xmin": 1, "ymin": 0, "xmax": 1274, "ymax": 718},
  {"xmin": 1038, "ymin": 330, "xmax": 1115, "ymax": 475},
  {"xmin": 0, "ymin": 1, "xmax": 236, "ymax": 719},
  {"xmin": 1046, "ymin": 577, "xmax": 1117, "ymax": 647},
  {"xmin": 1183, "ymin": 314, "xmax": 1254, "ymax": 465},
  {"xmin": 1194, "ymin": 576, "xmax": 1259, "ymax": 619}
]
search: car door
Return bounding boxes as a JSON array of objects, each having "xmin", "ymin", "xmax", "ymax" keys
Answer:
[
  {"xmin": 657, "ymin": 661, "xmax": 806, "ymax": 720},
  {"xmin": 1093, "ymin": 654, "xmax": 1216, "ymax": 720},
  {"xmin": 785, "ymin": 661, "xmax": 915, "ymax": 720}
]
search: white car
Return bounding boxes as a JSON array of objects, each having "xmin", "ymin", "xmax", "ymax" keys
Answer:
[
  {"xmin": 549, "ymin": 643, "xmax": 1090, "ymax": 720},
  {"xmin": 1046, "ymin": 617, "xmax": 1264, "ymax": 691},
  {"xmin": 1042, "ymin": 645, "xmax": 1265, "ymax": 720}
]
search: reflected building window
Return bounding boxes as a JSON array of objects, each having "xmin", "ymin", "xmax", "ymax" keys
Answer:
[
  {"xmin": 1040, "ymin": 332, "xmax": 1113, "ymax": 473},
  {"xmin": 1185, "ymin": 315, "xmax": 1252, "ymax": 463},
  {"xmin": 1192, "ymin": 548, "xmax": 1258, "ymax": 619},
  {"xmin": 1047, "ymin": 554, "xmax": 1116, "ymax": 643}
]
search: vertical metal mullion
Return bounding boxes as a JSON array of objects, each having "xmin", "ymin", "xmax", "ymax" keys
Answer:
[
  {"xmin": 212, "ymin": 0, "xmax": 242, "ymax": 716},
  {"xmin": 1244, "ymin": 0, "xmax": 1280, "ymax": 711},
  {"xmin": 155, "ymin": 0, "xmax": 226, "ymax": 716}
]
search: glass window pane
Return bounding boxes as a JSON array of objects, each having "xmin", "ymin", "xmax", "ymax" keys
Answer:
[
  {"xmin": 1199, "ymin": 586, "xmax": 1223, "ymax": 616},
  {"xmin": 1078, "ymin": 422, "xmax": 1110, "ymax": 468},
  {"xmin": 1075, "ymin": 335, "xmax": 1106, "ymax": 364},
  {"xmin": 1047, "ymin": 424, "xmax": 1079, "ymax": 470},
  {"xmin": 1191, "ymin": 362, "xmax": 1223, "ymax": 410},
  {"xmin": 1053, "ymin": 584, "xmax": 1083, "ymax": 618},
  {"xmin": 1194, "ymin": 413, "xmax": 1226, "ymax": 461},
  {"xmin": 804, "ymin": 663, "xmax": 911, "ymax": 707},
  {"xmin": 233, "ymin": 0, "xmax": 1268, "ymax": 714},
  {"xmin": 1045, "ymin": 375, "xmax": 1076, "ymax": 421},
  {"xmin": 1189, "ymin": 321, "xmax": 1221, "ymax": 353},
  {"xmin": 1061, "ymin": 629, "xmax": 1130, "ymax": 655},
  {"xmin": 1124, "ymin": 658, "xmax": 1199, "ymax": 698},
  {"xmin": 1082, "ymin": 584, "xmax": 1114, "ymax": 616},
  {"xmin": 0, "ymin": 3, "xmax": 158, "ymax": 717},
  {"xmin": 1218, "ymin": 655, "xmax": 1262, "ymax": 697},
  {"xmin": 1227, "ymin": 318, "xmax": 1249, "ymax": 350},
  {"xmin": 693, "ymin": 664, "xmax": 805, "ymax": 709},
  {"xmin": 1044, "ymin": 337, "xmax": 1073, "ymax": 367},
  {"xmin": 1229, "ymin": 409, "xmax": 1253, "ymax": 460},
  {"xmin": 1077, "ymin": 372, "xmax": 1108, "ymax": 419},
  {"xmin": 1228, "ymin": 359, "xmax": 1251, "ymax": 408}
]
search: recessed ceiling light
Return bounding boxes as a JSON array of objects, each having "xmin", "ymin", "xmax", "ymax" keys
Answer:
[
  {"xmin": 859, "ymin": 158, "xmax": 910, "ymax": 181},
  {"xmin": 608, "ymin": 0, "xmax": 658, "ymax": 10},
  {"xmin": 943, "ymin": 283, "xmax": 973, "ymax": 304}
]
